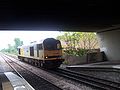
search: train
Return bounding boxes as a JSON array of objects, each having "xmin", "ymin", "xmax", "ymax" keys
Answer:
[{"xmin": 17, "ymin": 38, "xmax": 64, "ymax": 68}]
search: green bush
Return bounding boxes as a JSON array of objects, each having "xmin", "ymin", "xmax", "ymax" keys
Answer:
[
  {"xmin": 63, "ymin": 48, "xmax": 88, "ymax": 57},
  {"xmin": 63, "ymin": 60, "xmax": 69, "ymax": 65}
]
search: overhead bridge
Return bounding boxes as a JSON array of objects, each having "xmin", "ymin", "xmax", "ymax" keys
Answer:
[{"xmin": 0, "ymin": 0, "xmax": 114, "ymax": 32}]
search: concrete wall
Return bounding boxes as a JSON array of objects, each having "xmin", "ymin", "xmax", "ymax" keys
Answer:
[
  {"xmin": 97, "ymin": 30, "xmax": 120, "ymax": 61},
  {"xmin": 63, "ymin": 55, "xmax": 87, "ymax": 65},
  {"xmin": 63, "ymin": 53, "xmax": 104, "ymax": 65}
]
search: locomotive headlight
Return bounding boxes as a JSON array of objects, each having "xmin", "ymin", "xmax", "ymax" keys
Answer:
[{"xmin": 45, "ymin": 56, "xmax": 48, "ymax": 58}]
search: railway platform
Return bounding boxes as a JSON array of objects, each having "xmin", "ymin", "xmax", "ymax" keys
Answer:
[
  {"xmin": 66, "ymin": 60, "xmax": 120, "ymax": 70},
  {"xmin": 0, "ymin": 55, "xmax": 35, "ymax": 90}
]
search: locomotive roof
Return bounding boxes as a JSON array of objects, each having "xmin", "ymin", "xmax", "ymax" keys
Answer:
[{"xmin": 17, "ymin": 38, "xmax": 58, "ymax": 48}]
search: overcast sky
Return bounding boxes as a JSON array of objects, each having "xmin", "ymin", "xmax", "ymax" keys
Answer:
[{"xmin": 0, "ymin": 31, "xmax": 63, "ymax": 50}]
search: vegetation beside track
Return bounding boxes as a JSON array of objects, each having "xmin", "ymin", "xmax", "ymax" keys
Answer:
[{"xmin": 0, "ymin": 38, "xmax": 23, "ymax": 55}]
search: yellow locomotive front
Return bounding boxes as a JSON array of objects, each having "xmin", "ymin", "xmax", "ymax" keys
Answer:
[{"xmin": 42, "ymin": 38, "xmax": 64, "ymax": 68}]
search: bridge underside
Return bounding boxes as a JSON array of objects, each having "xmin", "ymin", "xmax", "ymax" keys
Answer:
[{"xmin": 0, "ymin": 0, "xmax": 117, "ymax": 32}]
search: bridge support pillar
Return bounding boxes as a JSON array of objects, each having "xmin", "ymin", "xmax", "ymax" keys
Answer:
[{"xmin": 97, "ymin": 30, "xmax": 120, "ymax": 61}]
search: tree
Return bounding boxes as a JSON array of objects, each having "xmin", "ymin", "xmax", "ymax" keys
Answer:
[
  {"xmin": 0, "ymin": 38, "xmax": 23, "ymax": 55},
  {"xmin": 14, "ymin": 38, "xmax": 23, "ymax": 49},
  {"xmin": 57, "ymin": 32, "xmax": 99, "ymax": 49},
  {"xmin": 57, "ymin": 32, "xmax": 99, "ymax": 56}
]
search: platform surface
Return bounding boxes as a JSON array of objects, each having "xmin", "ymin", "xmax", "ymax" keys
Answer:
[
  {"xmin": 4, "ymin": 72, "xmax": 35, "ymax": 90},
  {"xmin": 0, "ymin": 55, "xmax": 35, "ymax": 90},
  {"xmin": 66, "ymin": 61, "xmax": 120, "ymax": 69}
]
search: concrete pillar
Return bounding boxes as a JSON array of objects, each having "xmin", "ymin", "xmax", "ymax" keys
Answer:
[{"xmin": 97, "ymin": 30, "xmax": 120, "ymax": 61}]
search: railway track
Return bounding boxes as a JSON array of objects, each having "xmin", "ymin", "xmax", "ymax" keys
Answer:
[
  {"xmin": 50, "ymin": 68, "xmax": 120, "ymax": 90},
  {"xmin": 67, "ymin": 67, "xmax": 120, "ymax": 73},
  {"xmin": 1, "ymin": 54, "xmax": 62, "ymax": 90},
  {"xmin": 3, "ymin": 54, "xmax": 120, "ymax": 90}
]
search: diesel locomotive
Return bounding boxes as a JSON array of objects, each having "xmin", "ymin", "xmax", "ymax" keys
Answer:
[{"xmin": 17, "ymin": 38, "xmax": 64, "ymax": 68}]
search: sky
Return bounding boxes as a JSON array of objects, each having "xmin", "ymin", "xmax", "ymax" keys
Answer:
[{"xmin": 0, "ymin": 31, "xmax": 64, "ymax": 50}]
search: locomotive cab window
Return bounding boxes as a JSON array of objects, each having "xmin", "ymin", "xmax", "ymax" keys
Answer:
[
  {"xmin": 37, "ymin": 44, "xmax": 43, "ymax": 50},
  {"xmin": 30, "ymin": 46, "xmax": 34, "ymax": 56},
  {"xmin": 18, "ymin": 49, "xmax": 21, "ymax": 54},
  {"xmin": 44, "ymin": 40, "xmax": 62, "ymax": 50},
  {"xmin": 57, "ymin": 43, "xmax": 61, "ymax": 49},
  {"xmin": 56, "ymin": 40, "xmax": 62, "ymax": 49}
]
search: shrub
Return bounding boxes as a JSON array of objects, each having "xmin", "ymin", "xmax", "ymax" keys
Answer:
[{"xmin": 63, "ymin": 48, "xmax": 88, "ymax": 57}]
